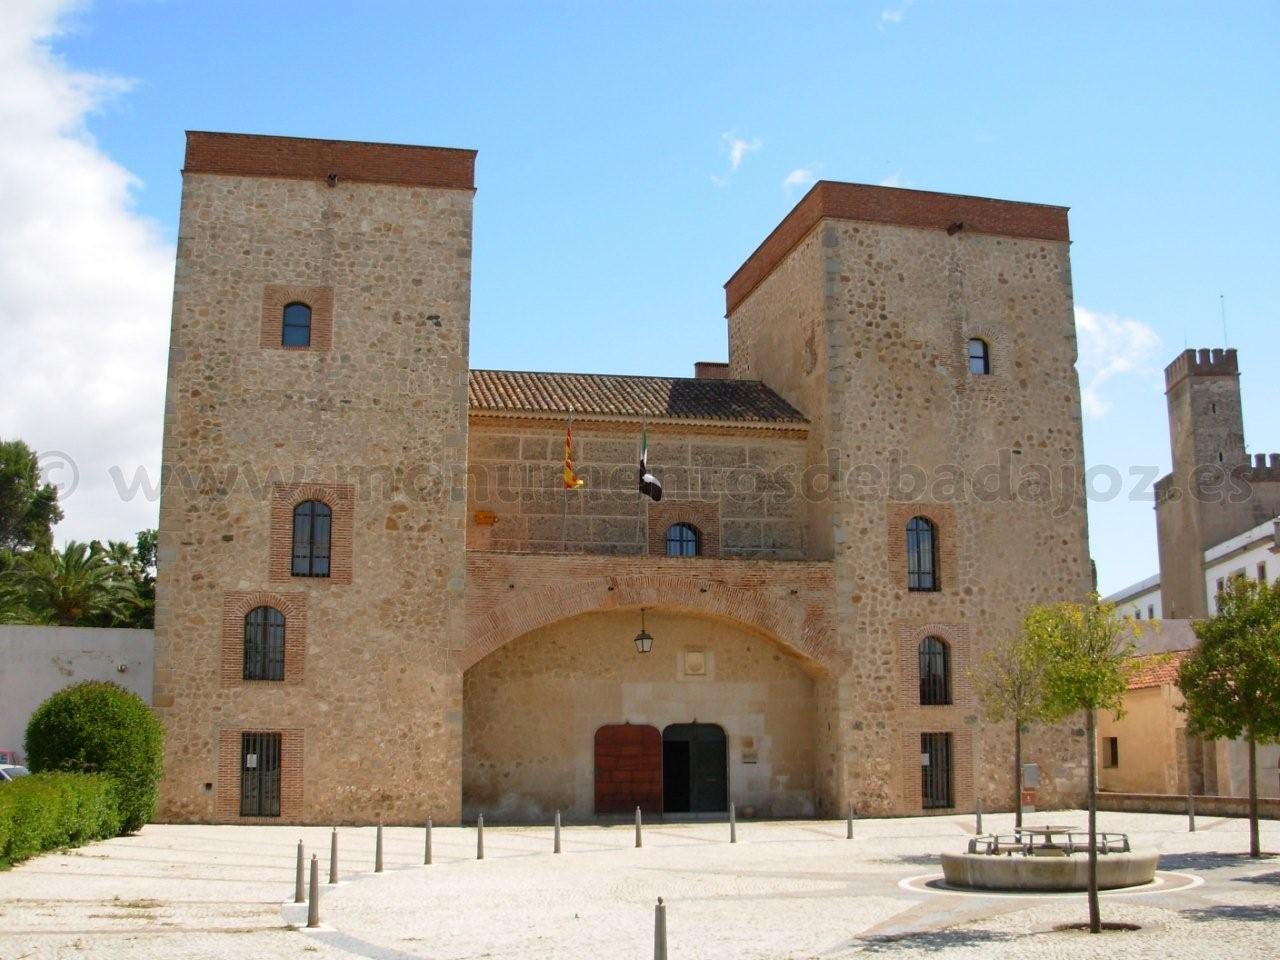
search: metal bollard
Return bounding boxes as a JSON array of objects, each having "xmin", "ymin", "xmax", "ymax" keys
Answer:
[
  {"xmin": 975, "ymin": 797, "xmax": 984, "ymax": 835},
  {"xmin": 653, "ymin": 897, "xmax": 667, "ymax": 960},
  {"xmin": 294, "ymin": 839, "xmax": 305, "ymax": 903},
  {"xmin": 635, "ymin": 806, "xmax": 643, "ymax": 848},
  {"xmin": 375, "ymin": 823, "xmax": 384, "ymax": 873},
  {"xmin": 729, "ymin": 802, "xmax": 737, "ymax": 844},
  {"xmin": 307, "ymin": 854, "xmax": 320, "ymax": 928},
  {"xmin": 846, "ymin": 803, "xmax": 854, "ymax": 840},
  {"xmin": 554, "ymin": 810, "xmax": 562, "ymax": 854},
  {"xmin": 477, "ymin": 814, "xmax": 485, "ymax": 860},
  {"xmin": 1188, "ymin": 793, "xmax": 1196, "ymax": 833},
  {"xmin": 329, "ymin": 828, "xmax": 339, "ymax": 884},
  {"xmin": 425, "ymin": 817, "xmax": 433, "ymax": 865}
]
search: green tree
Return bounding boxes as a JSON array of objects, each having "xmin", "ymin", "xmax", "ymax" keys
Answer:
[
  {"xmin": 975, "ymin": 640, "xmax": 1047, "ymax": 831},
  {"xmin": 90, "ymin": 530, "xmax": 157, "ymax": 628},
  {"xmin": 0, "ymin": 541, "xmax": 139, "ymax": 626},
  {"xmin": 0, "ymin": 439, "xmax": 63, "ymax": 554},
  {"xmin": 1178, "ymin": 576, "xmax": 1280, "ymax": 858},
  {"xmin": 1022, "ymin": 595, "xmax": 1137, "ymax": 934},
  {"xmin": 25, "ymin": 681, "xmax": 164, "ymax": 832}
]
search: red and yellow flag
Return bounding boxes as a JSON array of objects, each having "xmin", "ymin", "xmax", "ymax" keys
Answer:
[{"xmin": 564, "ymin": 421, "xmax": 585, "ymax": 489}]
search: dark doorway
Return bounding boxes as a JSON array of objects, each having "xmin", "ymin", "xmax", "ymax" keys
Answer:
[
  {"xmin": 662, "ymin": 723, "xmax": 728, "ymax": 813},
  {"xmin": 594, "ymin": 724, "xmax": 662, "ymax": 814},
  {"xmin": 920, "ymin": 731, "xmax": 953, "ymax": 810},
  {"xmin": 240, "ymin": 731, "xmax": 281, "ymax": 817}
]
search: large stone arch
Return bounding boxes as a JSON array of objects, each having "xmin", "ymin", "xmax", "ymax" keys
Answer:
[{"xmin": 460, "ymin": 554, "xmax": 837, "ymax": 672}]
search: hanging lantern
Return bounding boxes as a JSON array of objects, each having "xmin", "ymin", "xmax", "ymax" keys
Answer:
[{"xmin": 633, "ymin": 607, "xmax": 654, "ymax": 654}]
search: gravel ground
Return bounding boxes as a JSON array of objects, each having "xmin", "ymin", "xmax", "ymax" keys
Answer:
[{"xmin": 0, "ymin": 810, "xmax": 1276, "ymax": 958}]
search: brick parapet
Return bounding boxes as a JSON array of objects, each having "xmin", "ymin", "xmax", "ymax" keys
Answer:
[
  {"xmin": 184, "ymin": 131, "xmax": 476, "ymax": 190},
  {"xmin": 1164, "ymin": 348, "xmax": 1239, "ymax": 391},
  {"xmin": 725, "ymin": 180, "xmax": 1069, "ymax": 315}
]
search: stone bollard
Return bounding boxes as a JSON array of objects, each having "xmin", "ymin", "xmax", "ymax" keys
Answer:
[
  {"xmin": 554, "ymin": 810, "xmax": 562, "ymax": 854},
  {"xmin": 729, "ymin": 803, "xmax": 737, "ymax": 844},
  {"xmin": 375, "ymin": 823, "xmax": 384, "ymax": 873},
  {"xmin": 294, "ymin": 839, "xmax": 306, "ymax": 903},
  {"xmin": 653, "ymin": 897, "xmax": 667, "ymax": 960},
  {"xmin": 307, "ymin": 854, "xmax": 320, "ymax": 928},
  {"xmin": 329, "ymin": 828, "xmax": 339, "ymax": 884},
  {"xmin": 1188, "ymin": 793, "xmax": 1197, "ymax": 833},
  {"xmin": 846, "ymin": 803, "xmax": 854, "ymax": 840},
  {"xmin": 477, "ymin": 814, "xmax": 485, "ymax": 860},
  {"xmin": 425, "ymin": 817, "xmax": 433, "ymax": 865},
  {"xmin": 975, "ymin": 797, "xmax": 984, "ymax": 835},
  {"xmin": 635, "ymin": 806, "xmax": 643, "ymax": 849}
]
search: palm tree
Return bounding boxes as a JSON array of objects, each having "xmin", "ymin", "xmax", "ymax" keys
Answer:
[{"xmin": 0, "ymin": 541, "xmax": 139, "ymax": 626}]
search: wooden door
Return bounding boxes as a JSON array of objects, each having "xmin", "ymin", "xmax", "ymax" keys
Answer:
[{"xmin": 594, "ymin": 724, "xmax": 662, "ymax": 815}]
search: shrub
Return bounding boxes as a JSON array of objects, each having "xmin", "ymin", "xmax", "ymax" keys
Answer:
[
  {"xmin": 25, "ymin": 681, "xmax": 164, "ymax": 832},
  {"xmin": 0, "ymin": 772, "xmax": 122, "ymax": 867}
]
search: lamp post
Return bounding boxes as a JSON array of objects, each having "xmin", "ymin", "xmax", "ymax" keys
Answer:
[{"xmin": 633, "ymin": 608, "xmax": 654, "ymax": 654}]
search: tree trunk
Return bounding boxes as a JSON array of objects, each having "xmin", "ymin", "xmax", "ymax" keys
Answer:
[
  {"xmin": 1248, "ymin": 731, "xmax": 1260, "ymax": 858},
  {"xmin": 1014, "ymin": 721, "xmax": 1023, "ymax": 832},
  {"xmin": 1086, "ymin": 709, "xmax": 1101, "ymax": 933}
]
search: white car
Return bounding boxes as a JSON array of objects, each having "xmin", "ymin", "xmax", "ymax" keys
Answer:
[{"xmin": 0, "ymin": 764, "xmax": 30, "ymax": 782}]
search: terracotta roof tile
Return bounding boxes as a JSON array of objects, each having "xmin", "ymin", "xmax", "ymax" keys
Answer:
[
  {"xmin": 1127, "ymin": 649, "xmax": 1190, "ymax": 690},
  {"xmin": 468, "ymin": 370, "xmax": 807, "ymax": 425}
]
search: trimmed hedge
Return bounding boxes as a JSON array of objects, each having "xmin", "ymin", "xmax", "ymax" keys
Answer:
[
  {"xmin": 0, "ymin": 772, "xmax": 122, "ymax": 868},
  {"xmin": 25, "ymin": 681, "xmax": 164, "ymax": 832}
]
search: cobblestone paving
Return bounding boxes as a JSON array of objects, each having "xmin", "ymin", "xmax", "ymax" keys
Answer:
[{"xmin": 0, "ymin": 811, "xmax": 1275, "ymax": 958}]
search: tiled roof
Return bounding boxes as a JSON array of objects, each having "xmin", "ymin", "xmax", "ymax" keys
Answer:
[
  {"xmin": 468, "ymin": 370, "xmax": 807, "ymax": 425},
  {"xmin": 1127, "ymin": 649, "xmax": 1190, "ymax": 690}
]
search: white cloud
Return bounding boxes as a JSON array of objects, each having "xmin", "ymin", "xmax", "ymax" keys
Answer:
[
  {"xmin": 724, "ymin": 133, "xmax": 761, "ymax": 171},
  {"xmin": 1074, "ymin": 307, "xmax": 1162, "ymax": 418},
  {"xmin": 879, "ymin": 171, "xmax": 906, "ymax": 188},
  {"xmin": 880, "ymin": 0, "xmax": 914, "ymax": 27},
  {"xmin": 0, "ymin": 0, "xmax": 172, "ymax": 546},
  {"xmin": 782, "ymin": 167, "xmax": 816, "ymax": 195}
]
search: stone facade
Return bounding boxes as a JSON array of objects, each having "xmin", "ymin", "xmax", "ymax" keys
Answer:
[{"xmin": 156, "ymin": 138, "xmax": 1091, "ymax": 825}]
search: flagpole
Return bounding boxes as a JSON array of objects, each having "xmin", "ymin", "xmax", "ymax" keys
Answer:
[{"xmin": 562, "ymin": 408, "xmax": 572, "ymax": 553}]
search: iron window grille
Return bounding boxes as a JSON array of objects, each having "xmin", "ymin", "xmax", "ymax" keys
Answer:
[
  {"xmin": 243, "ymin": 606, "xmax": 285, "ymax": 681},
  {"xmin": 665, "ymin": 522, "xmax": 700, "ymax": 557},
  {"xmin": 240, "ymin": 731, "xmax": 282, "ymax": 817},
  {"xmin": 906, "ymin": 516, "xmax": 938, "ymax": 591},
  {"xmin": 918, "ymin": 636, "xmax": 951, "ymax": 705},
  {"xmin": 921, "ymin": 732, "xmax": 954, "ymax": 809},
  {"xmin": 291, "ymin": 500, "xmax": 332, "ymax": 577}
]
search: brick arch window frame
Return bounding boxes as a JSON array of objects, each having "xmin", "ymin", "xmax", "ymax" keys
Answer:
[
  {"xmin": 888, "ymin": 503, "xmax": 956, "ymax": 594},
  {"xmin": 269, "ymin": 483, "xmax": 355, "ymax": 584},
  {"xmin": 918, "ymin": 635, "xmax": 952, "ymax": 705},
  {"xmin": 646, "ymin": 500, "xmax": 721, "ymax": 558},
  {"xmin": 221, "ymin": 591, "xmax": 307, "ymax": 685},
  {"xmin": 261, "ymin": 284, "xmax": 334, "ymax": 352},
  {"xmin": 665, "ymin": 521, "xmax": 701, "ymax": 557}
]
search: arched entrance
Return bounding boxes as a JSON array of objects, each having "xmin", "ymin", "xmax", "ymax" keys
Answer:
[{"xmin": 662, "ymin": 723, "xmax": 728, "ymax": 814}]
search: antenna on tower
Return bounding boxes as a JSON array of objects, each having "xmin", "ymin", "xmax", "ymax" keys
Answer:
[{"xmin": 1220, "ymin": 293, "xmax": 1228, "ymax": 346}]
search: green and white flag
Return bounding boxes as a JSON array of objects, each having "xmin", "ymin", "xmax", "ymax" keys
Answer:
[{"xmin": 639, "ymin": 428, "xmax": 662, "ymax": 502}]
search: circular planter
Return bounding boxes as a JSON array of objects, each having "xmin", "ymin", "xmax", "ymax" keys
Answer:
[{"xmin": 939, "ymin": 850, "xmax": 1159, "ymax": 892}]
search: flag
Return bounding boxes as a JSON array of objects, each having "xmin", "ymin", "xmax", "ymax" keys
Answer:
[
  {"xmin": 639, "ymin": 427, "xmax": 662, "ymax": 501},
  {"xmin": 563, "ymin": 420, "xmax": 585, "ymax": 489}
]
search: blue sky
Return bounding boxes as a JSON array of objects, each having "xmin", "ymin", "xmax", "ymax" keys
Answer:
[{"xmin": 2, "ymin": 0, "xmax": 1277, "ymax": 594}]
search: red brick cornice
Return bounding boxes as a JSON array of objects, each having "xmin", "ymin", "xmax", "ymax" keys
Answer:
[
  {"xmin": 184, "ymin": 131, "xmax": 476, "ymax": 191},
  {"xmin": 724, "ymin": 181, "xmax": 1070, "ymax": 315}
]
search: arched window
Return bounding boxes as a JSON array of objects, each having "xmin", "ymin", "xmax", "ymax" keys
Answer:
[
  {"xmin": 244, "ymin": 606, "xmax": 285, "ymax": 681},
  {"xmin": 967, "ymin": 338, "xmax": 990, "ymax": 375},
  {"xmin": 291, "ymin": 500, "xmax": 331, "ymax": 577},
  {"xmin": 919, "ymin": 636, "xmax": 951, "ymax": 705},
  {"xmin": 665, "ymin": 522, "xmax": 700, "ymax": 557},
  {"xmin": 282, "ymin": 302, "xmax": 312, "ymax": 348},
  {"xmin": 906, "ymin": 516, "xmax": 938, "ymax": 591}
]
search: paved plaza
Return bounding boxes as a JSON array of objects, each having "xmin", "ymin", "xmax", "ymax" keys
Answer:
[{"xmin": 0, "ymin": 810, "xmax": 1276, "ymax": 958}]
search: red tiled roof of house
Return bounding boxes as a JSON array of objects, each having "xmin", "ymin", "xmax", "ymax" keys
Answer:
[
  {"xmin": 1127, "ymin": 649, "xmax": 1190, "ymax": 690},
  {"xmin": 468, "ymin": 369, "xmax": 807, "ymax": 425}
]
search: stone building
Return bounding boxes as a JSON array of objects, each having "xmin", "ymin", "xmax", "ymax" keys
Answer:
[{"xmin": 154, "ymin": 132, "xmax": 1092, "ymax": 824}]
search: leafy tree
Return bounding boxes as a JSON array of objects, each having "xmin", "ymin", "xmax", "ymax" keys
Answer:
[
  {"xmin": 25, "ymin": 681, "xmax": 164, "ymax": 832},
  {"xmin": 0, "ymin": 439, "xmax": 62, "ymax": 553},
  {"xmin": 0, "ymin": 541, "xmax": 139, "ymax": 626},
  {"xmin": 975, "ymin": 640, "xmax": 1047, "ymax": 831},
  {"xmin": 90, "ymin": 530, "xmax": 157, "ymax": 628},
  {"xmin": 1178, "ymin": 576, "xmax": 1280, "ymax": 858},
  {"xmin": 1022, "ymin": 595, "xmax": 1137, "ymax": 934}
]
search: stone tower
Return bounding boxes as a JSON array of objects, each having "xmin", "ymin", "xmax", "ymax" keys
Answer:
[
  {"xmin": 154, "ymin": 133, "xmax": 475, "ymax": 823},
  {"xmin": 1156, "ymin": 348, "xmax": 1280, "ymax": 617},
  {"xmin": 724, "ymin": 181, "xmax": 1094, "ymax": 813}
]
